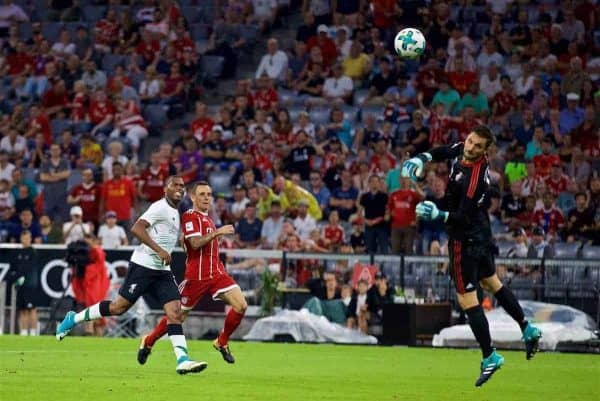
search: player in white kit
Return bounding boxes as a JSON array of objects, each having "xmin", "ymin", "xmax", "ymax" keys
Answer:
[{"xmin": 56, "ymin": 176, "xmax": 207, "ymax": 375}]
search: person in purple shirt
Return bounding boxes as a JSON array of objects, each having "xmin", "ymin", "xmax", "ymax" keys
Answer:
[{"xmin": 178, "ymin": 136, "xmax": 204, "ymax": 182}]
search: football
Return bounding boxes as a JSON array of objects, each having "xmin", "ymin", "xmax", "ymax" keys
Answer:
[{"xmin": 394, "ymin": 28, "xmax": 426, "ymax": 59}]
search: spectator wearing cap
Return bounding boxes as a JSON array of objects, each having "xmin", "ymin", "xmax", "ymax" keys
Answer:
[
  {"xmin": 67, "ymin": 168, "xmax": 102, "ymax": 228},
  {"xmin": 40, "ymin": 143, "xmax": 70, "ymax": 221},
  {"xmin": 62, "ymin": 206, "xmax": 92, "ymax": 245},
  {"xmin": 527, "ymin": 227, "xmax": 555, "ymax": 258},
  {"xmin": 359, "ymin": 175, "xmax": 388, "ymax": 254},
  {"xmin": 342, "ymin": 41, "xmax": 370, "ymax": 84},
  {"xmin": 235, "ymin": 203, "xmax": 263, "ymax": 249},
  {"xmin": 255, "ymin": 38, "xmax": 288, "ymax": 83},
  {"xmin": 100, "ymin": 161, "xmax": 136, "ymax": 228},
  {"xmin": 559, "ymin": 93, "xmax": 584, "ymax": 135},
  {"xmin": 98, "ymin": 211, "xmax": 128, "ymax": 249},
  {"xmin": 306, "ymin": 24, "xmax": 337, "ymax": 67}
]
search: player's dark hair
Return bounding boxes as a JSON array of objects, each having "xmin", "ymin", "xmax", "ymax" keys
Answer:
[
  {"xmin": 574, "ymin": 192, "xmax": 587, "ymax": 200},
  {"xmin": 165, "ymin": 175, "xmax": 184, "ymax": 186},
  {"xmin": 190, "ymin": 180, "xmax": 210, "ymax": 193},
  {"xmin": 472, "ymin": 125, "xmax": 495, "ymax": 149}
]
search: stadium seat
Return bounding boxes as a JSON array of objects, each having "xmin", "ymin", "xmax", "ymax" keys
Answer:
[
  {"xmin": 208, "ymin": 169, "xmax": 232, "ymax": 197},
  {"xmin": 582, "ymin": 246, "xmax": 600, "ymax": 260},
  {"xmin": 67, "ymin": 169, "xmax": 82, "ymax": 191},
  {"xmin": 200, "ymin": 55, "xmax": 225, "ymax": 80},
  {"xmin": 142, "ymin": 105, "xmax": 168, "ymax": 132},
  {"xmin": 191, "ymin": 23, "xmax": 211, "ymax": 41},
  {"xmin": 277, "ymin": 88, "xmax": 296, "ymax": 105},
  {"xmin": 309, "ymin": 108, "xmax": 331, "ymax": 126},
  {"xmin": 101, "ymin": 54, "xmax": 126, "ymax": 75},
  {"xmin": 18, "ymin": 22, "xmax": 32, "ymax": 41},
  {"xmin": 288, "ymin": 105, "xmax": 304, "ymax": 122},
  {"xmin": 553, "ymin": 242, "xmax": 581, "ymax": 259},
  {"xmin": 50, "ymin": 119, "xmax": 72, "ymax": 137},
  {"xmin": 82, "ymin": 5, "xmax": 106, "ymax": 23},
  {"xmin": 341, "ymin": 105, "xmax": 359, "ymax": 123},
  {"xmin": 42, "ymin": 22, "xmax": 62, "ymax": 43},
  {"xmin": 182, "ymin": 7, "xmax": 202, "ymax": 24}
]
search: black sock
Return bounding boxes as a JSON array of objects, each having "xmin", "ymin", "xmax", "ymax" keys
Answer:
[
  {"xmin": 99, "ymin": 301, "xmax": 111, "ymax": 316},
  {"xmin": 167, "ymin": 324, "xmax": 184, "ymax": 336},
  {"xmin": 494, "ymin": 286, "xmax": 527, "ymax": 331},
  {"xmin": 465, "ymin": 305, "xmax": 494, "ymax": 358}
]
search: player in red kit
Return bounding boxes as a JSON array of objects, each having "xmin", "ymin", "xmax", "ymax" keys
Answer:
[{"xmin": 137, "ymin": 181, "xmax": 247, "ymax": 365}]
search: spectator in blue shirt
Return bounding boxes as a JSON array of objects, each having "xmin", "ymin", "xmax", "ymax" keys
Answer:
[
  {"xmin": 9, "ymin": 209, "xmax": 42, "ymax": 244},
  {"xmin": 308, "ymin": 171, "xmax": 330, "ymax": 215},
  {"xmin": 234, "ymin": 203, "xmax": 263, "ymax": 248},
  {"xmin": 559, "ymin": 93, "xmax": 584, "ymax": 135},
  {"xmin": 329, "ymin": 170, "xmax": 358, "ymax": 221}
]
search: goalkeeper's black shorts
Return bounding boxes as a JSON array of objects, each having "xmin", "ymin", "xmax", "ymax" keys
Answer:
[{"xmin": 448, "ymin": 239, "xmax": 496, "ymax": 294}]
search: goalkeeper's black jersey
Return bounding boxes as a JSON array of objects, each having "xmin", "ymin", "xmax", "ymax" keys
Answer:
[{"xmin": 429, "ymin": 142, "xmax": 493, "ymax": 243}]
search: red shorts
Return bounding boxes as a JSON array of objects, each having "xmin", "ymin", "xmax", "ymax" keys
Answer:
[{"xmin": 178, "ymin": 274, "xmax": 239, "ymax": 310}]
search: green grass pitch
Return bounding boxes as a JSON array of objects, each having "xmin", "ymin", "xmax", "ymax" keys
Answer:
[{"xmin": 1, "ymin": 335, "xmax": 598, "ymax": 401}]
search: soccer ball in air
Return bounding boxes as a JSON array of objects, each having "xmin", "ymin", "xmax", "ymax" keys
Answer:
[{"xmin": 394, "ymin": 28, "xmax": 426, "ymax": 59}]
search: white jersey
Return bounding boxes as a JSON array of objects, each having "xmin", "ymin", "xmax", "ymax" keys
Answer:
[{"xmin": 130, "ymin": 198, "xmax": 180, "ymax": 271}]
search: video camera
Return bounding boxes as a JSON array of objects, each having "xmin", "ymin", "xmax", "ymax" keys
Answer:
[{"xmin": 65, "ymin": 240, "xmax": 91, "ymax": 278}]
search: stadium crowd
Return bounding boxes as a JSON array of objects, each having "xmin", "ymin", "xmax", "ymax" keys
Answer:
[{"xmin": 0, "ymin": 0, "xmax": 598, "ymax": 297}]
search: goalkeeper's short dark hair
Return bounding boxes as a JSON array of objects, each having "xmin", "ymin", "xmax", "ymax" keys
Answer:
[{"xmin": 472, "ymin": 125, "xmax": 495, "ymax": 149}]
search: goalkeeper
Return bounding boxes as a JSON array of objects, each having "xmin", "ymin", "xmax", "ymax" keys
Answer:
[{"xmin": 401, "ymin": 126, "xmax": 542, "ymax": 387}]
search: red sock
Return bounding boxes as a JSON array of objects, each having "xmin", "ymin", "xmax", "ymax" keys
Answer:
[
  {"xmin": 217, "ymin": 309, "xmax": 245, "ymax": 346},
  {"xmin": 145, "ymin": 316, "xmax": 168, "ymax": 347}
]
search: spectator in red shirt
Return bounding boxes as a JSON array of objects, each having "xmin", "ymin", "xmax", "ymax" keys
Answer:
[
  {"xmin": 94, "ymin": 9, "xmax": 120, "ymax": 53},
  {"xmin": 533, "ymin": 137, "xmax": 560, "ymax": 178},
  {"xmin": 160, "ymin": 62, "xmax": 186, "ymax": 106},
  {"xmin": 5, "ymin": 41, "xmax": 33, "ymax": 76},
  {"xmin": 42, "ymin": 79, "xmax": 70, "ymax": 118},
  {"xmin": 306, "ymin": 25, "xmax": 338, "ymax": 67},
  {"xmin": 322, "ymin": 210, "xmax": 345, "ymax": 252},
  {"xmin": 533, "ymin": 191, "xmax": 565, "ymax": 237},
  {"xmin": 138, "ymin": 152, "xmax": 169, "ymax": 204},
  {"xmin": 545, "ymin": 162, "xmax": 571, "ymax": 197},
  {"xmin": 370, "ymin": 138, "xmax": 396, "ymax": 172},
  {"xmin": 69, "ymin": 80, "xmax": 89, "ymax": 125},
  {"xmin": 516, "ymin": 195, "xmax": 537, "ymax": 234},
  {"xmin": 253, "ymin": 74, "xmax": 279, "ymax": 113},
  {"xmin": 24, "ymin": 104, "xmax": 52, "ymax": 145},
  {"xmin": 100, "ymin": 161, "xmax": 136, "ymax": 227},
  {"xmin": 190, "ymin": 101, "xmax": 214, "ymax": 143},
  {"xmin": 448, "ymin": 57, "xmax": 477, "ymax": 96},
  {"xmin": 372, "ymin": 0, "xmax": 400, "ymax": 29},
  {"xmin": 89, "ymin": 90, "xmax": 115, "ymax": 137},
  {"xmin": 492, "ymin": 75, "xmax": 517, "ymax": 125},
  {"xmin": 135, "ymin": 29, "xmax": 161, "ymax": 68},
  {"xmin": 67, "ymin": 168, "xmax": 102, "ymax": 227},
  {"xmin": 385, "ymin": 176, "xmax": 424, "ymax": 255}
]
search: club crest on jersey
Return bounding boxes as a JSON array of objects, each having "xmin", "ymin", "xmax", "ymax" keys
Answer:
[
  {"xmin": 128, "ymin": 283, "xmax": 137, "ymax": 294},
  {"xmin": 206, "ymin": 227, "xmax": 213, "ymax": 233},
  {"xmin": 185, "ymin": 221, "xmax": 194, "ymax": 232},
  {"xmin": 454, "ymin": 172, "xmax": 463, "ymax": 182}
]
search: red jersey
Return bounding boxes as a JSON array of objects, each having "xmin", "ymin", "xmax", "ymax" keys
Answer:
[
  {"xmin": 190, "ymin": 117, "xmax": 214, "ymax": 143},
  {"xmin": 252, "ymin": 88, "xmax": 278, "ymax": 111},
  {"xmin": 492, "ymin": 91, "xmax": 516, "ymax": 116},
  {"xmin": 446, "ymin": 117, "xmax": 482, "ymax": 142},
  {"xmin": 370, "ymin": 152, "xmax": 396, "ymax": 172},
  {"xmin": 428, "ymin": 113, "xmax": 451, "ymax": 145},
  {"xmin": 139, "ymin": 166, "xmax": 169, "ymax": 203},
  {"xmin": 71, "ymin": 92, "xmax": 87, "ymax": 121},
  {"xmin": 42, "ymin": 89, "xmax": 69, "ymax": 110},
  {"xmin": 387, "ymin": 189, "xmax": 422, "ymax": 228},
  {"xmin": 182, "ymin": 210, "xmax": 226, "ymax": 280},
  {"xmin": 102, "ymin": 177, "xmax": 136, "ymax": 221},
  {"xmin": 89, "ymin": 100, "xmax": 115, "ymax": 125},
  {"xmin": 95, "ymin": 19, "xmax": 120, "ymax": 46},
  {"xmin": 372, "ymin": 0, "xmax": 396, "ymax": 28},
  {"xmin": 448, "ymin": 71, "xmax": 477, "ymax": 95},
  {"xmin": 254, "ymin": 154, "xmax": 273, "ymax": 174},
  {"xmin": 323, "ymin": 224, "xmax": 344, "ymax": 246},
  {"xmin": 29, "ymin": 114, "xmax": 52, "ymax": 145},
  {"xmin": 545, "ymin": 175, "xmax": 569, "ymax": 196},
  {"xmin": 69, "ymin": 183, "xmax": 102, "ymax": 223},
  {"xmin": 533, "ymin": 208, "xmax": 564, "ymax": 235},
  {"xmin": 306, "ymin": 36, "xmax": 338, "ymax": 67},
  {"xmin": 172, "ymin": 36, "xmax": 195, "ymax": 60},
  {"xmin": 136, "ymin": 40, "xmax": 160, "ymax": 64},
  {"xmin": 6, "ymin": 52, "xmax": 33, "ymax": 75},
  {"xmin": 533, "ymin": 154, "xmax": 560, "ymax": 178}
]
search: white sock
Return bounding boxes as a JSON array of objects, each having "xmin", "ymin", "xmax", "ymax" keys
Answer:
[
  {"xmin": 20, "ymin": 329, "xmax": 28, "ymax": 336},
  {"xmin": 74, "ymin": 303, "xmax": 102, "ymax": 323},
  {"xmin": 169, "ymin": 335, "xmax": 189, "ymax": 361}
]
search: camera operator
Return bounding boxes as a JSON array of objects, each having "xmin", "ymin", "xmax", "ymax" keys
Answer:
[{"xmin": 68, "ymin": 235, "xmax": 110, "ymax": 336}]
